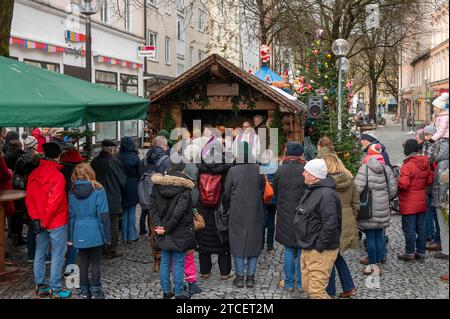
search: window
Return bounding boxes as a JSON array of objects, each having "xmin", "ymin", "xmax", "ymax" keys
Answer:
[
  {"xmin": 124, "ymin": 0, "xmax": 131, "ymax": 31},
  {"xmin": 100, "ymin": 1, "xmax": 108, "ymax": 23},
  {"xmin": 177, "ymin": 63, "xmax": 184, "ymax": 76},
  {"xmin": 165, "ymin": 0, "xmax": 171, "ymax": 14},
  {"xmin": 96, "ymin": 70, "xmax": 117, "ymax": 89},
  {"xmin": 198, "ymin": 50, "xmax": 205, "ymax": 62},
  {"xmin": 198, "ymin": 8, "xmax": 205, "ymax": 32},
  {"xmin": 189, "ymin": 46, "xmax": 194, "ymax": 67},
  {"xmin": 147, "ymin": 31, "xmax": 158, "ymax": 61},
  {"xmin": 177, "ymin": 16, "xmax": 185, "ymax": 40},
  {"xmin": 120, "ymin": 121, "xmax": 138, "ymax": 138},
  {"xmin": 23, "ymin": 59, "xmax": 60, "ymax": 73},
  {"xmin": 120, "ymin": 74, "xmax": 138, "ymax": 95},
  {"xmin": 187, "ymin": 3, "xmax": 194, "ymax": 27},
  {"xmin": 96, "ymin": 122, "xmax": 118, "ymax": 141},
  {"xmin": 165, "ymin": 37, "xmax": 171, "ymax": 64}
]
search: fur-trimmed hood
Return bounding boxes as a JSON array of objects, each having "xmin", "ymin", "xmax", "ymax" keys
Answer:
[{"xmin": 151, "ymin": 172, "xmax": 195, "ymax": 199}]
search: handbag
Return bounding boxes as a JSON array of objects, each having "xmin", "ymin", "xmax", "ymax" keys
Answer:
[
  {"xmin": 214, "ymin": 202, "xmax": 229, "ymax": 245},
  {"xmin": 357, "ymin": 166, "xmax": 373, "ymax": 220},
  {"xmin": 193, "ymin": 210, "xmax": 205, "ymax": 231},
  {"xmin": 263, "ymin": 175, "xmax": 274, "ymax": 205},
  {"xmin": 382, "ymin": 166, "xmax": 399, "ymax": 213}
]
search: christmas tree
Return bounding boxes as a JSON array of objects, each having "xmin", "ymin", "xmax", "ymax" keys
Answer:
[{"xmin": 295, "ymin": 30, "xmax": 361, "ymax": 174}]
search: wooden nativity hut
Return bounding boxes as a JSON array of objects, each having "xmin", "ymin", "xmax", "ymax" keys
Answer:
[{"xmin": 148, "ymin": 54, "xmax": 306, "ymax": 147}]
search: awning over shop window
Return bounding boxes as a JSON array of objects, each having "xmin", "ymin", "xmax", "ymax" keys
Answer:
[{"xmin": 0, "ymin": 56, "xmax": 149, "ymax": 127}]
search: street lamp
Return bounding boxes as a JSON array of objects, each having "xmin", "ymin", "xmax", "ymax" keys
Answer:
[
  {"xmin": 424, "ymin": 77, "xmax": 430, "ymax": 124},
  {"xmin": 332, "ymin": 38, "xmax": 350, "ymax": 141},
  {"xmin": 73, "ymin": 0, "xmax": 104, "ymax": 158},
  {"xmin": 410, "ymin": 84, "xmax": 415, "ymax": 133}
]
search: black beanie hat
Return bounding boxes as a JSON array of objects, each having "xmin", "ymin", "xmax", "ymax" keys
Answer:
[
  {"xmin": 42, "ymin": 142, "xmax": 62, "ymax": 159},
  {"xmin": 403, "ymin": 139, "xmax": 420, "ymax": 156}
]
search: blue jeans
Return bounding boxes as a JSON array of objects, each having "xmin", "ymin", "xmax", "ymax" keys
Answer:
[
  {"xmin": 402, "ymin": 213, "xmax": 427, "ymax": 255},
  {"xmin": 425, "ymin": 194, "xmax": 441, "ymax": 244},
  {"xmin": 284, "ymin": 247, "xmax": 302, "ymax": 289},
  {"xmin": 263, "ymin": 205, "xmax": 276, "ymax": 248},
  {"xmin": 121, "ymin": 206, "xmax": 137, "ymax": 241},
  {"xmin": 365, "ymin": 229, "xmax": 386, "ymax": 264},
  {"xmin": 160, "ymin": 250, "xmax": 185, "ymax": 296},
  {"xmin": 234, "ymin": 256, "xmax": 258, "ymax": 277},
  {"xmin": 34, "ymin": 225, "xmax": 67, "ymax": 290},
  {"xmin": 65, "ymin": 246, "xmax": 78, "ymax": 270},
  {"xmin": 326, "ymin": 253, "xmax": 355, "ymax": 297}
]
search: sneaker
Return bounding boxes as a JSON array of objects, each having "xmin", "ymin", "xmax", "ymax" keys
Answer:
[
  {"xmin": 188, "ymin": 282, "xmax": 202, "ymax": 295},
  {"xmin": 104, "ymin": 251, "xmax": 124, "ymax": 259},
  {"xmin": 232, "ymin": 276, "xmax": 245, "ymax": 288},
  {"xmin": 50, "ymin": 289, "xmax": 72, "ymax": 299},
  {"xmin": 440, "ymin": 274, "xmax": 449, "ymax": 283},
  {"xmin": 434, "ymin": 252, "xmax": 449, "ymax": 260},
  {"xmin": 35, "ymin": 284, "xmax": 50, "ymax": 297},
  {"xmin": 359, "ymin": 257, "xmax": 369, "ymax": 265},
  {"xmin": 397, "ymin": 253, "xmax": 415, "ymax": 262},
  {"xmin": 220, "ymin": 274, "xmax": 234, "ymax": 281},
  {"xmin": 78, "ymin": 285, "xmax": 91, "ymax": 299},
  {"xmin": 163, "ymin": 291, "xmax": 175, "ymax": 299},
  {"xmin": 91, "ymin": 286, "xmax": 106, "ymax": 299}
]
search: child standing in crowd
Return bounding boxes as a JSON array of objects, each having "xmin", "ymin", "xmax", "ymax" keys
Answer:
[
  {"xmin": 397, "ymin": 140, "xmax": 433, "ymax": 262},
  {"xmin": 260, "ymin": 150, "xmax": 278, "ymax": 252},
  {"xmin": 149, "ymin": 159, "xmax": 195, "ymax": 299},
  {"xmin": 68, "ymin": 164, "xmax": 110, "ymax": 299}
]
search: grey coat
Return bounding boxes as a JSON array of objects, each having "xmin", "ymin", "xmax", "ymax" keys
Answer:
[
  {"xmin": 355, "ymin": 156, "xmax": 397, "ymax": 230},
  {"xmin": 222, "ymin": 159, "xmax": 266, "ymax": 258},
  {"xmin": 430, "ymin": 139, "xmax": 449, "ymax": 208}
]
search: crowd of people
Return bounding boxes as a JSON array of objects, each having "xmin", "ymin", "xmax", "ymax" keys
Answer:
[{"xmin": 0, "ymin": 92, "xmax": 448, "ymax": 300}]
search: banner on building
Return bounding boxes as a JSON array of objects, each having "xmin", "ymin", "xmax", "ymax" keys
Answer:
[
  {"xmin": 96, "ymin": 55, "xmax": 142, "ymax": 69},
  {"xmin": 65, "ymin": 30, "xmax": 86, "ymax": 43}
]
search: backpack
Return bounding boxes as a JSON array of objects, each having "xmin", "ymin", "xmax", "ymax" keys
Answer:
[
  {"xmin": 199, "ymin": 173, "xmax": 222, "ymax": 207},
  {"xmin": 137, "ymin": 155, "xmax": 168, "ymax": 209}
]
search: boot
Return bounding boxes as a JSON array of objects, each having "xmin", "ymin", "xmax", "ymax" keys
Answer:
[
  {"xmin": 91, "ymin": 286, "xmax": 106, "ymax": 299},
  {"xmin": 188, "ymin": 282, "xmax": 202, "ymax": 295},
  {"xmin": 232, "ymin": 275, "xmax": 245, "ymax": 288},
  {"xmin": 153, "ymin": 258, "xmax": 161, "ymax": 272},
  {"xmin": 78, "ymin": 284, "xmax": 91, "ymax": 299},
  {"xmin": 246, "ymin": 275, "xmax": 255, "ymax": 288},
  {"xmin": 175, "ymin": 292, "xmax": 191, "ymax": 299},
  {"xmin": 163, "ymin": 291, "xmax": 175, "ymax": 299}
]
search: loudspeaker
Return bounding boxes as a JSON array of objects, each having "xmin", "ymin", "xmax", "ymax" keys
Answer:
[{"xmin": 308, "ymin": 96, "xmax": 323, "ymax": 119}]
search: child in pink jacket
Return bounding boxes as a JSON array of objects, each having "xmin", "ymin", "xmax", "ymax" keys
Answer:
[{"xmin": 432, "ymin": 93, "xmax": 449, "ymax": 141}]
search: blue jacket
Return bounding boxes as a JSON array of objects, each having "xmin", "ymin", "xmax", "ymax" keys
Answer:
[
  {"xmin": 116, "ymin": 137, "xmax": 141, "ymax": 208},
  {"xmin": 260, "ymin": 162, "xmax": 278, "ymax": 205},
  {"xmin": 68, "ymin": 180, "xmax": 111, "ymax": 249}
]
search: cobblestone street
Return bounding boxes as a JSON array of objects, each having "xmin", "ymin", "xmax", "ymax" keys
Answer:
[{"xmin": 1, "ymin": 120, "xmax": 448, "ymax": 299}]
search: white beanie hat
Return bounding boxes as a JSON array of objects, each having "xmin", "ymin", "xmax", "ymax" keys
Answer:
[
  {"xmin": 432, "ymin": 92, "xmax": 449, "ymax": 110},
  {"xmin": 304, "ymin": 159, "xmax": 328, "ymax": 180}
]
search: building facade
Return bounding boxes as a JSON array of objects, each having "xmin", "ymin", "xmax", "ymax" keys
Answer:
[
  {"xmin": 399, "ymin": 1, "xmax": 448, "ymax": 123},
  {"xmin": 9, "ymin": 0, "xmax": 146, "ymax": 143}
]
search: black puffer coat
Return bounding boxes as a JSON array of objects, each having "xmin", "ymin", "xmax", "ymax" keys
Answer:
[
  {"xmin": 273, "ymin": 156, "xmax": 306, "ymax": 248},
  {"xmin": 150, "ymin": 172, "xmax": 196, "ymax": 252},
  {"xmin": 294, "ymin": 177, "xmax": 342, "ymax": 252},
  {"xmin": 196, "ymin": 161, "xmax": 231, "ymax": 254}
]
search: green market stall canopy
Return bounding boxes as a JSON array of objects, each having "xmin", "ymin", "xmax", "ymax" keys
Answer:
[{"xmin": 0, "ymin": 56, "xmax": 149, "ymax": 127}]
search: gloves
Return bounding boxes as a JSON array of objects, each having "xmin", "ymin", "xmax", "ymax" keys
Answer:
[{"xmin": 31, "ymin": 220, "xmax": 43, "ymax": 235}]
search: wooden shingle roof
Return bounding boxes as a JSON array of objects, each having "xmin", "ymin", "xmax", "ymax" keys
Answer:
[{"xmin": 150, "ymin": 54, "xmax": 306, "ymax": 114}]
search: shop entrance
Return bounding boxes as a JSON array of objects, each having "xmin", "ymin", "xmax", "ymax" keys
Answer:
[{"xmin": 181, "ymin": 110, "xmax": 268, "ymax": 131}]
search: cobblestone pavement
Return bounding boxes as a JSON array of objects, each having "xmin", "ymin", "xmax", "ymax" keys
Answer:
[{"xmin": 1, "ymin": 120, "xmax": 448, "ymax": 299}]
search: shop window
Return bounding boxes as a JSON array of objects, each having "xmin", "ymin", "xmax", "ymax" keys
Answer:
[
  {"xmin": 95, "ymin": 70, "xmax": 117, "ymax": 89},
  {"xmin": 120, "ymin": 74, "xmax": 138, "ymax": 95},
  {"xmin": 96, "ymin": 122, "xmax": 118, "ymax": 141},
  {"xmin": 120, "ymin": 120, "xmax": 138, "ymax": 138},
  {"xmin": 23, "ymin": 59, "xmax": 60, "ymax": 73}
]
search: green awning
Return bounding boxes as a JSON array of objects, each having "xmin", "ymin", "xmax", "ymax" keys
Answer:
[{"xmin": 0, "ymin": 56, "xmax": 149, "ymax": 127}]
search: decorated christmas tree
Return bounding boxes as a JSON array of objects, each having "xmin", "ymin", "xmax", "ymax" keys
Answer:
[{"xmin": 295, "ymin": 30, "xmax": 361, "ymax": 174}]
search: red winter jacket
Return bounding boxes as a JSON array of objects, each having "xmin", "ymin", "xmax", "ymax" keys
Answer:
[
  {"xmin": 26, "ymin": 159, "xmax": 68, "ymax": 230},
  {"xmin": 32, "ymin": 128, "xmax": 47, "ymax": 154},
  {"xmin": 398, "ymin": 155, "xmax": 433, "ymax": 215},
  {"xmin": 0, "ymin": 155, "xmax": 15, "ymax": 216}
]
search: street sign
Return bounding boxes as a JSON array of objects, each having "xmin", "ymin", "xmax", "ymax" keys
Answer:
[{"xmin": 138, "ymin": 45, "xmax": 156, "ymax": 58}]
